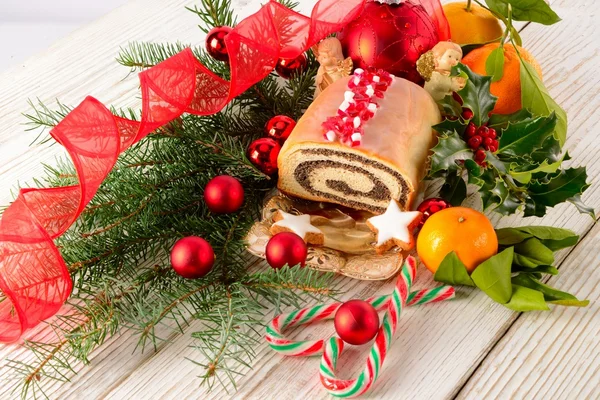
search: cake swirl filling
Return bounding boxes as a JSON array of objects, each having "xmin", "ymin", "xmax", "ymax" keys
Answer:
[{"xmin": 290, "ymin": 148, "xmax": 410, "ymax": 214}]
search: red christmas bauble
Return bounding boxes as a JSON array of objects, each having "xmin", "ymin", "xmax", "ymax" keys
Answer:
[
  {"xmin": 206, "ymin": 26, "xmax": 233, "ymax": 62},
  {"xmin": 247, "ymin": 138, "xmax": 281, "ymax": 175},
  {"xmin": 170, "ymin": 236, "xmax": 215, "ymax": 279},
  {"xmin": 417, "ymin": 197, "xmax": 451, "ymax": 225},
  {"xmin": 203, "ymin": 175, "xmax": 244, "ymax": 214},
  {"xmin": 334, "ymin": 299, "xmax": 380, "ymax": 345},
  {"xmin": 275, "ymin": 53, "xmax": 307, "ymax": 79},
  {"xmin": 265, "ymin": 115, "xmax": 296, "ymax": 144},
  {"xmin": 265, "ymin": 232, "xmax": 307, "ymax": 269},
  {"xmin": 338, "ymin": 1, "xmax": 439, "ymax": 84}
]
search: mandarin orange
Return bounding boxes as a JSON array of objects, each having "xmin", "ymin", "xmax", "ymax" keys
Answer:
[
  {"xmin": 443, "ymin": 2, "xmax": 503, "ymax": 45},
  {"xmin": 417, "ymin": 207, "xmax": 498, "ymax": 273},
  {"xmin": 462, "ymin": 43, "xmax": 542, "ymax": 115}
]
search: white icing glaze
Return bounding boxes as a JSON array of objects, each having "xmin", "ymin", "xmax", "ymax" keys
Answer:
[
  {"xmin": 367, "ymin": 200, "xmax": 421, "ymax": 245},
  {"xmin": 273, "ymin": 211, "xmax": 322, "ymax": 239}
]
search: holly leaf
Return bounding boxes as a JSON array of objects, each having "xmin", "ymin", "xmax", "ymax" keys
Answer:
[
  {"xmin": 526, "ymin": 167, "xmax": 591, "ymax": 217},
  {"xmin": 428, "ymin": 131, "xmax": 473, "ymax": 176},
  {"xmin": 454, "ymin": 63, "xmax": 498, "ymax": 126},
  {"xmin": 513, "ymin": 238, "xmax": 555, "ymax": 267},
  {"xmin": 488, "ymin": 109, "xmax": 533, "ymax": 130},
  {"xmin": 486, "ymin": 0, "xmax": 561, "ymax": 25},
  {"xmin": 471, "ymin": 247, "xmax": 514, "ymax": 304},
  {"xmin": 433, "ymin": 118, "xmax": 467, "ymax": 136},
  {"xmin": 440, "ymin": 173, "xmax": 467, "ymax": 206},
  {"xmin": 531, "ymin": 135, "xmax": 563, "ymax": 164},
  {"xmin": 485, "ymin": 45, "xmax": 505, "ymax": 82},
  {"xmin": 568, "ymin": 194, "xmax": 596, "ymax": 219},
  {"xmin": 497, "ymin": 113, "xmax": 557, "ymax": 158},
  {"xmin": 520, "ymin": 59, "xmax": 568, "ymax": 146},
  {"xmin": 496, "ymin": 226, "xmax": 579, "ymax": 250},
  {"xmin": 504, "ymin": 285, "xmax": 549, "ymax": 311},
  {"xmin": 488, "ymin": 179, "xmax": 522, "ymax": 215},
  {"xmin": 509, "ymin": 153, "xmax": 566, "ymax": 184},
  {"xmin": 465, "ymin": 159, "xmax": 485, "ymax": 187},
  {"xmin": 437, "ymin": 95, "xmax": 464, "ymax": 119},
  {"xmin": 512, "ymin": 274, "xmax": 589, "ymax": 307},
  {"xmin": 434, "ymin": 252, "xmax": 475, "ymax": 287}
]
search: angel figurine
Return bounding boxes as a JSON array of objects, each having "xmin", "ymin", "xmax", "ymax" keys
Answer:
[
  {"xmin": 416, "ymin": 41, "xmax": 467, "ymax": 101},
  {"xmin": 312, "ymin": 38, "xmax": 353, "ymax": 98}
]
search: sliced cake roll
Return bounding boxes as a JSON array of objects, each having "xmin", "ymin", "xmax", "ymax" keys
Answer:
[{"xmin": 277, "ymin": 70, "xmax": 441, "ymax": 214}]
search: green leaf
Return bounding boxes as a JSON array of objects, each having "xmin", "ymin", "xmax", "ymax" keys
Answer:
[
  {"xmin": 488, "ymin": 109, "xmax": 533, "ymax": 130},
  {"xmin": 464, "ymin": 159, "xmax": 485, "ymax": 187},
  {"xmin": 485, "ymin": 46, "xmax": 505, "ymax": 82},
  {"xmin": 526, "ymin": 167, "xmax": 591, "ymax": 217},
  {"xmin": 512, "ymin": 274, "xmax": 588, "ymax": 307},
  {"xmin": 504, "ymin": 285, "xmax": 549, "ymax": 311},
  {"xmin": 486, "ymin": 0, "xmax": 561, "ymax": 25},
  {"xmin": 547, "ymin": 299, "xmax": 590, "ymax": 307},
  {"xmin": 497, "ymin": 114, "xmax": 557, "ymax": 158},
  {"xmin": 433, "ymin": 118, "xmax": 467, "ymax": 136},
  {"xmin": 454, "ymin": 63, "xmax": 498, "ymax": 126},
  {"xmin": 513, "ymin": 238, "xmax": 555, "ymax": 267},
  {"xmin": 488, "ymin": 178, "xmax": 521, "ymax": 215},
  {"xmin": 437, "ymin": 95, "xmax": 464, "ymax": 119},
  {"xmin": 496, "ymin": 226, "xmax": 579, "ymax": 250},
  {"xmin": 520, "ymin": 59, "xmax": 568, "ymax": 146},
  {"xmin": 568, "ymin": 194, "xmax": 596, "ymax": 219},
  {"xmin": 471, "ymin": 248, "xmax": 514, "ymax": 304},
  {"xmin": 428, "ymin": 131, "xmax": 473, "ymax": 176},
  {"xmin": 514, "ymin": 265, "xmax": 559, "ymax": 275},
  {"xmin": 434, "ymin": 252, "xmax": 475, "ymax": 287},
  {"xmin": 440, "ymin": 173, "xmax": 467, "ymax": 206},
  {"xmin": 509, "ymin": 153, "xmax": 566, "ymax": 184}
]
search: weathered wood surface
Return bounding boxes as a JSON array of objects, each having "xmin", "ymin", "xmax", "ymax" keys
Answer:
[{"xmin": 0, "ymin": 0, "xmax": 598, "ymax": 399}]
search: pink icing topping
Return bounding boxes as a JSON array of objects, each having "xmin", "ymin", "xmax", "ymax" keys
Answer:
[{"xmin": 322, "ymin": 68, "xmax": 394, "ymax": 147}]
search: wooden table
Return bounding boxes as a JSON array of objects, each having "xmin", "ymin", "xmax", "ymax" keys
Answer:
[{"xmin": 0, "ymin": 0, "xmax": 598, "ymax": 398}]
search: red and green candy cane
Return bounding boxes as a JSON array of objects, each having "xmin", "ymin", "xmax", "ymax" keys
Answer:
[{"xmin": 265, "ymin": 256, "xmax": 454, "ymax": 397}]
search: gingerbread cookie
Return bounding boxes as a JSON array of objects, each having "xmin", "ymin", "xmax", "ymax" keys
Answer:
[
  {"xmin": 366, "ymin": 200, "xmax": 422, "ymax": 254},
  {"xmin": 270, "ymin": 210, "xmax": 325, "ymax": 245}
]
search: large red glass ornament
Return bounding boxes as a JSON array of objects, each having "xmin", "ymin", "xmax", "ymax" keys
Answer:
[
  {"xmin": 334, "ymin": 299, "xmax": 380, "ymax": 345},
  {"xmin": 338, "ymin": 1, "xmax": 440, "ymax": 84},
  {"xmin": 265, "ymin": 232, "xmax": 308, "ymax": 269},
  {"xmin": 275, "ymin": 53, "xmax": 307, "ymax": 79},
  {"xmin": 206, "ymin": 26, "xmax": 233, "ymax": 62},
  {"xmin": 265, "ymin": 115, "xmax": 296, "ymax": 144},
  {"xmin": 247, "ymin": 138, "xmax": 281, "ymax": 175},
  {"xmin": 203, "ymin": 175, "xmax": 244, "ymax": 214},
  {"xmin": 170, "ymin": 236, "xmax": 215, "ymax": 279},
  {"xmin": 417, "ymin": 197, "xmax": 451, "ymax": 226}
]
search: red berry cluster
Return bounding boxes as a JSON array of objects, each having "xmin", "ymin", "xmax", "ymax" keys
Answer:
[{"xmin": 462, "ymin": 109, "xmax": 498, "ymax": 166}]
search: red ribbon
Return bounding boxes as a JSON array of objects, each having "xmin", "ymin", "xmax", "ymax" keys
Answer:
[{"xmin": 0, "ymin": 0, "xmax": 448, "ymax": 343}]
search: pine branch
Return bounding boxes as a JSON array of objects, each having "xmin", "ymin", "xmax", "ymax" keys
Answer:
[{"xmin": 186, "ymin": 0, "xmax": 237, "ymax": 33}]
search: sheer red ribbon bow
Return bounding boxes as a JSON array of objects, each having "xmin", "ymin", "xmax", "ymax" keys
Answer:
[{"xmin": 0, "ymin": 0, "xmax": 448, "ymax": 343}]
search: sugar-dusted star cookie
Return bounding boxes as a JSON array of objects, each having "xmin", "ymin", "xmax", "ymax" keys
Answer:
[
  {"xmin": 366, "ymin": 200, "xmax": 422, "ymax": 254},
  {"xmin": 270, "ymin": 210, "xmax": 324, "ymax": 245}
]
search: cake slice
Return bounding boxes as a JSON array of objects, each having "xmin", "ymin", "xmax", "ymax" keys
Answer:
[{"xmin": 277, "ymin": 72, "xmax": 441, "ymax": 214}]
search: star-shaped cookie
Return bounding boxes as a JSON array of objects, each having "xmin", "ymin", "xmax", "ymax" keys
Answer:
[
  {"xmin": 366, "ymin": 200, "xmax": 422, "ymax": 254},
  {"xmin": 270, "ymin": 210, "xmax": 324, "ymax": 245}
]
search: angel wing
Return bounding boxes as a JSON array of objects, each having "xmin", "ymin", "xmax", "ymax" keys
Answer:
[{"xmin": 416, "ymin": 51, "xmax": 435, "ymax": 82}]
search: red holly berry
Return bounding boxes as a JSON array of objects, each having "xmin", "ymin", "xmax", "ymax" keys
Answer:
[
  {"xmin": 475, "ymin": 149, "xmax": 486, "ymax": 164},
  {"xmin": 489, "ymin": 142, "xmax": 498, "ymax": 153},
  {"xmin": 478, "ymin": 126, "xmax": 490, "ymax": 137},
  {"xmin": 488, "ymin": 128, "xmax": 497, "ymax": 139},
  {"xmin": 465, "ymin": 123, "xmax": 477, "ymax": 138},
  {"xmin": 462, "ymin": 109, "xmax": 474, "ymax": 120},
  {"xmin": 483, "ymin": 137, "xmax": 494, "ymax": 149},
  {"xmin": 468, "ymin": 135, "xmax": 483, "ymax": 149}
]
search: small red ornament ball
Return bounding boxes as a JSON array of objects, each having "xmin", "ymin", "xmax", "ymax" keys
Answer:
[
  {"xmin": 247, "ymin": 138, "xmax": 281, "ymax": 175},
  {"xmin": 203, "ymin": 175, "xmax": 244, "ymax": 214},
  {"xmin": 265, "ymin": 232, "xmax": 307, "ymax": 269},
  {"xmin": 275, "ymin": 53, "xmax": 307, "ymax": 79},
  {"xmin": 417, "ymin": 198, "xmax": 451, "ymax": 225},
  {"xmin": 334, "ymin": 299, "xmax": 380, "ymax": 345},
  {"xmin": 338, "ymin": 1, "xmax": 439, "ymax": 84},
  {"xmin": 170, "ymin": 236, "xmax": 215, "ymax": 279},
  {"xmin": 265, "ymin": 115, "xmax": 296, "ymax": 144},
  {"xmin": 206, "ymin": 26, "xmax": 233, "ymax": 62}
]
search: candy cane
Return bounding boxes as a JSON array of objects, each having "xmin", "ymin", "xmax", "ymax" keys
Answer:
[{"xmin": 265, "ymin": 256, "xmax": 454, "ymax": 359}]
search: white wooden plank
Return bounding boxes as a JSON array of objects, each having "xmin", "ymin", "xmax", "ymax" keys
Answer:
[{"xmin": 0, "ymin": 0, "xmax": 596, "ymax": 399}]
